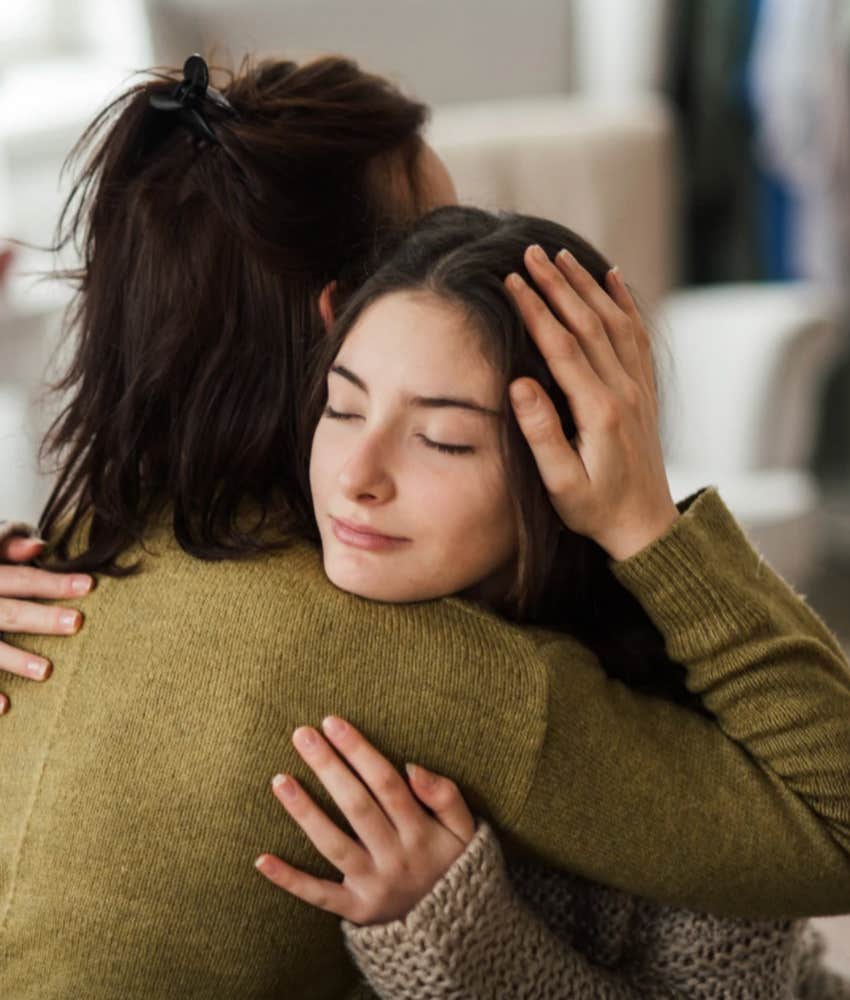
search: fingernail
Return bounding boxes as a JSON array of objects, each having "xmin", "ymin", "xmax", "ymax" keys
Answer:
[
  {"xmin": 506, "ymin": 272, "xmax": 524, "ymax": 291},
  {"xmin": 509, "ymin": 382, "xmax": 536, "ymax": 410},
  {"xmin": 529, "ymin": 244, "xmax": 547, "ymax": 263},
  {"xmin": 293, "ymin": 726, "xmax": 318, "ymax": 749},
  {"xmin": 30, "ymin": 661, "xmax": 51, "ymax": 681},
  {"xmin": 557, "ymin": 248, "xmax": 576, "ymax": 267},
  {"xmin": 405, "ymin": 763, "xmax": 437, "ymax": 788},
  {"xmin": 321, "ymin": 715, "xmax": 347, "ymax": 739},
  {"xmin": 254, "ymin": 854, "xmax": 273, "ymax": 872},
  {"xmin": 608, "ymin": 265, "xmax": 623, "ymax": 286},
  {"xmin": 60, "ymin": 612, "xmax": 80, "ymax": 633},
  {"xmin": 272, "ymin": 773, "xmax": 297, "ymax": 798},
  {"xmin": 0, "ymin": 695, "xmax": 8, "ymax": 715},
  {"xmin": 71, "ymin": 576, "xmax": 93, "ymax": 595}
]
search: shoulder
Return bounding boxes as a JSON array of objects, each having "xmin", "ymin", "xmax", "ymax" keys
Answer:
[{"xmin": 85, "ymin": 529, "xmax": 596, "ymax": 697}]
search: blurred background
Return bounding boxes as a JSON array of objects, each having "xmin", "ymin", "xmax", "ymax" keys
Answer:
[{"xmin": 0, "ymin": 0, "xmax": 849, "ymax": 963}]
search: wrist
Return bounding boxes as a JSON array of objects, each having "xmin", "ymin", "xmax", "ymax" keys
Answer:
[{"xmin": 605, "ymin": 507, "xmax": 680, "ymax": 562}]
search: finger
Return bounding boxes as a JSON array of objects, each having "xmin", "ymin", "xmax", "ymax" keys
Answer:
[
  {"xmin": 404, "ymin": 764, "xmax": 477, "ymax": 845},
  {"xmin": 0, "ymin": 536, "xmax": 45, "ymax": 563},
  {"xmin": 292, "ymin": 726, "xmax": 399, "ymax": 857},
  {"xmin": 254, "ymin": 852, "xmax": 354, "ymax": 919},
  {"xmin": 605, "ymin": 264, "xmax": 641, "ymax": 324},
  {"xmin": 320, "ymin": 716, "xmax": 429, "ymax": 835},
  {"xmin": 509, "ymin": 378, "xmax": 586, "ymax": 497},
  {"xmin": 505, "ymin": 272, "xmax": 610, "ymax": 432},
  {"xmin": 0, "ymin": 693, "xmax": 8, "ymax": 715},
  {"xmin": 0, "ymin": 640, "xmax": 51, "ymax": 681},
  {"xmin": 552, "ymin": 252, "xmax": 643, "ymax": 384},
  {"xmin": 0, "ymin": 597, "xmax": 82, "ymax": 637},
  {"xmin": 0, "ymin": 564, "xmax": 93, "ymax": 600},
  {"xmin": 271, "ymin": 770, "xmax": 371, "ymax": 876},
  {"xmin": 522, "ymin": 245, "xmax": 630, "ymax": 392},
  {"xmin": 605, "ymin": 268, "xmax": 658, "ymax": 407}
]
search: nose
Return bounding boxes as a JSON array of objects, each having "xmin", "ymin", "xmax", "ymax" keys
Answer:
[{"xmin": 338, "ymin": 431, "xmax": 396, "ymax": 504}]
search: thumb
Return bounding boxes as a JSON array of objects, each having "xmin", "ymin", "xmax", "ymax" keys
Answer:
[
  {"xmin": 405, "ymin": 764, "xmax": 477, "ymax": 845},
  {"xmin": 508, "ymin": 378, "xmax": 583, "ymax": 498}
]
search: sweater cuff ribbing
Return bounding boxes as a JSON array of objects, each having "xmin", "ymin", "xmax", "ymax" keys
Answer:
[{"xmin": 608, "ymin": 486, "xmax": 769, "ymax": 641}]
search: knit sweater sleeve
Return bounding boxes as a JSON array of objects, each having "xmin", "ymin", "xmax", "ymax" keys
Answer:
[
  {"xmin": 509, "ymin": 485, "xmax": 850, "ymax": 918},
  {"xmin": 341, "ymin": 821, "xmax": 645, "ymax": 1000},
  {"xmin": 343, "ymin": 824, "xmax": 850, "ymax": 1000}
]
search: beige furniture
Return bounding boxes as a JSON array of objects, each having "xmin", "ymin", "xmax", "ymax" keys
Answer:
[
  {"xmin": 660, "ymin": 284, "xmax": 844, "ymax": 589},
  {"xmin": 429, "ymin": 94, "xmax": 675, "ymax": 310}
]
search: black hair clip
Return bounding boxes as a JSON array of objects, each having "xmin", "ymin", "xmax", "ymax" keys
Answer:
[{"xmin": 148, "ymin": 54, "xmax": 238, "ymax": 146}]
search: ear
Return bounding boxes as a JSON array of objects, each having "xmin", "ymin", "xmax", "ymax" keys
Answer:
[{"xmin": 318, "ymin": 281, "xmax": 337, "ymax": 333}]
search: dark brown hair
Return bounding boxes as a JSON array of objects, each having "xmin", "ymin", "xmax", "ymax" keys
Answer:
[
  {"xmin": 39, "ymin": 55, "xmax": 429, "ymax": 573},
  {"xmin": 305, "ymin": 205, "xmax": 698, "ymax": 706}
]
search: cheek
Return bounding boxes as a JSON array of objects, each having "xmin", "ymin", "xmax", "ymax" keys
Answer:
[
  {"xmin": 309, "ymin": 423, "xmax": 337, "ymax": 514},
  {"xmin": 421, "ymin": 460, "xmax": 517, "ymax": 562}
]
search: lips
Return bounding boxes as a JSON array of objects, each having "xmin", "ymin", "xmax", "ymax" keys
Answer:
[{"xmin": 330, "ymin": 516, "xmax": 410, "ymax": 552}]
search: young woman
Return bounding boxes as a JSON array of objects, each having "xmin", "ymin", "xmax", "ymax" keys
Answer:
[
  {"xmin": 250, "ymin": 204, "xmax": 850, "ymax": 996},
  {"xmin": 0, "ymin": 55, "xmax": 848, "ymax": 997}
]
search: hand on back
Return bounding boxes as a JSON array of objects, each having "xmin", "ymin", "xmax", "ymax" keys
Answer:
[
  {"xmin": 0, "ymin": 528, "xmax": 92, "ymax": 714},
  {"xmin": 256, "ymin": 716, "xmax": 477, "ymax": 926}
]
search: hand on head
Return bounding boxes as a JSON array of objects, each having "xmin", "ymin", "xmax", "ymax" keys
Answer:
[{"xmin": 504, "ymin": 244, "xmax": 679, "ymax": 562}]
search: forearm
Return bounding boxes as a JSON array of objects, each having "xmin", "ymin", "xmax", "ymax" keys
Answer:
[
  {"xmin": 342, "ymin": 821, "xmax": 645, "ymax": 1000},
  {"xmin": 610, "ymin": 486, "xmax": 850, "ymax": 851},
  {"xmin": 510, "ymin": 487, "xmax": 850, "ymax": 917}
]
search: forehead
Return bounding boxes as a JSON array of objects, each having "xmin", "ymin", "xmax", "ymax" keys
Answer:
[{"xmin": 336, "ymin": 291, "xmax": 501, "ymax": 401}]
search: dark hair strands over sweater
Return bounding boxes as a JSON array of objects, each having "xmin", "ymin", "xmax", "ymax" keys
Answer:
[{"xmin": 37, "ymin": 54, "xmax": 429, "ymax": 575}]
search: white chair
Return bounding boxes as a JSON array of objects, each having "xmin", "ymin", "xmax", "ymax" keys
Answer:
[{"xmin": 659, "ymin": 282, "xmax": 845, "ymax": 588}]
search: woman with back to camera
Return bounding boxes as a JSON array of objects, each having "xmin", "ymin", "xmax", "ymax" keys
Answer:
[
  {"xmin": 247, "ymin": 203, "xmax": 850, "ymax": 997},
  {"xmin": 0, "ymin": 54, "xmax": 848, "ymax": 998}
]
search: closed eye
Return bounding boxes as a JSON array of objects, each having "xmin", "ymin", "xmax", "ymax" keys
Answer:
[
  {"xmin": 325, "ymin": 405, "xmax": 473, "ymax": 454},
  {"xmin": 418, "ymin": 435, "xmax": 475, "ymax": 455},
  {"xmin": 324, "ymin": 405, "xmax": 363, "ymax": 421}
]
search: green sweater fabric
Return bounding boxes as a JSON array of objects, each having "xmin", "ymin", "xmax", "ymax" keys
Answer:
[{"xmin": 1, "ymin": 486, "xmax": 849, "ymax": 999}]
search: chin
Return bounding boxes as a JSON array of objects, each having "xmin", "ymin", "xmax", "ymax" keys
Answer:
[
  {"xmin": 328, "ymin": 573, "xmax": 423, "ymax": 603},
  {"xmin": 322, "ymin": 553, "xmax": 442, "ymax": 604},
  {"xmin": 324, "ymin": 555, "xmax": 404, "ymax": 603}
]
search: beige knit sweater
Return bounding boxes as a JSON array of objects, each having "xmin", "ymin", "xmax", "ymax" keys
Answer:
[{"xmin": 343, "ymin": 821, "xmax": 850, "ymax": 998}]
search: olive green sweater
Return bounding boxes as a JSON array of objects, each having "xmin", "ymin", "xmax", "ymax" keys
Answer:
[{"xmin": 1, "ymin": 486, "xmax": 849, "ymax": 999}]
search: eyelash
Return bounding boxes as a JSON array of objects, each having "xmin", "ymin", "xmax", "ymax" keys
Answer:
[{"xmin": 323, "ymin": 405, "xmax": 474, "ymax": 455}]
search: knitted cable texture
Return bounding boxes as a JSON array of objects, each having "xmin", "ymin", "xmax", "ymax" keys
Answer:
[{"xmin": 344, "ymin": 821, "xmax": 850, "ymax": 1000}]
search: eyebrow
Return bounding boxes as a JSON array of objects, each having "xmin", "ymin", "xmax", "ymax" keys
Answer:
[{"xmin": 330, "ymin": 363, "xmax": 502, "ymax": 417}]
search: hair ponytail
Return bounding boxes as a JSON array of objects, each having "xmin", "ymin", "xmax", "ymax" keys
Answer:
[{"xmin": 39, "ymin": 55, "xmax": 428, "ymax": 573}]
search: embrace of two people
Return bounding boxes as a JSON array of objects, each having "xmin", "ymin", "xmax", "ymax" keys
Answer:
[{"xmin": 1, "ymin": 53, "xmax": 849, "ymax": 999}]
